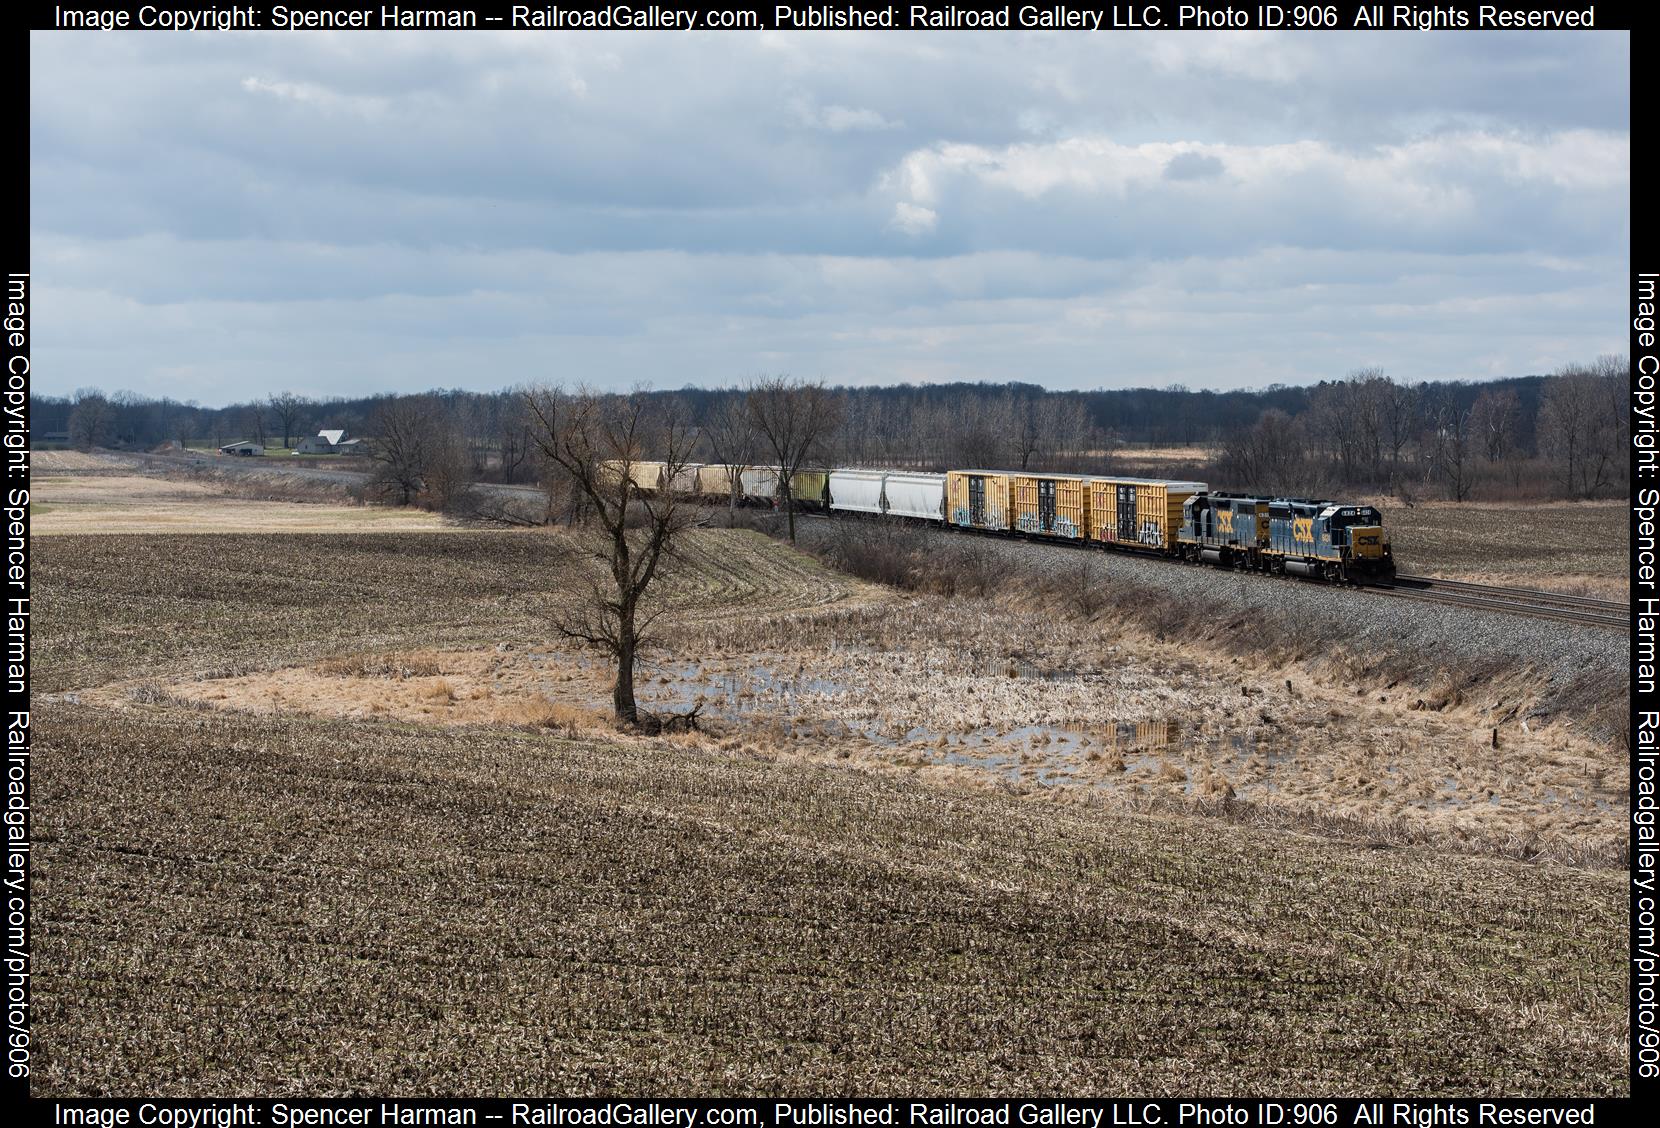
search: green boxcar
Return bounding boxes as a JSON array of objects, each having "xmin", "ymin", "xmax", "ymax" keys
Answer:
[{"xmin": 790, "ymin": 469, "xmax": 829, "ymax": 509}]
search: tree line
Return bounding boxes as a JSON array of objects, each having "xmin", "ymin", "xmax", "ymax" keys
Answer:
[
  {"xmin": 32, "ymin": 356, "xmax": 1633, "ymax": 503},
  {"xmin": 1214, "ymin": 357, "xmax": 1628, "ymax": 501}
]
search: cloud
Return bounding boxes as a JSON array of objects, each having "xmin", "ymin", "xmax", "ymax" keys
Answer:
[
  {"xmin": 1163, "ymin": 151, "xmax": 1224, "ymax": 181},
  {"xmin": 890, "ymin": 202, "xmax": 938, "ymax": 235},
  {"xmin": 790, "ymin": 95, "xmax": 901, "ymax": 132},
  {"xmin": 873, "ymin": 130, "xmax": 1627, "ymax": 258},
  {"xmin": 27, "ymin": 29, "xmax": 1629, "ymax": 403},
  {"xmin": 240, "ymin": 75, "xmax": 389, "ymax": 117}
]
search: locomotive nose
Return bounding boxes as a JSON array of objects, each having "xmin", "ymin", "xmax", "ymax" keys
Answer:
[{"xmin": 1349, "ymin": 526, "xmax": 1387, "ymax": 559}]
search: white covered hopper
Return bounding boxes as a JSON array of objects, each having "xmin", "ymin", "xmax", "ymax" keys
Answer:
[
  {"xmin": 829, "ymin": 469, "xmax": 886, "ymax": 515},
  {"xmin": 882, "ymin": 472, "xmax": 945, "ymax": 522}
]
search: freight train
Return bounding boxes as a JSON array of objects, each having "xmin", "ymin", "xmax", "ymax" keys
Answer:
[{"xmin": 613, "ymin": 461, "xmax": 1395, "ymax": 583}]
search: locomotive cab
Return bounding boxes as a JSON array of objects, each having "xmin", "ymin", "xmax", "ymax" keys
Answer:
[{"xmin": 1319, "ymin": 504, "xmax": 1394, "ymax": 580}]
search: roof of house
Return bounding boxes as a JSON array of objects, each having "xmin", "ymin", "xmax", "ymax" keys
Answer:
[
  {"xmin": 220, "ymin": 440, "xmax": 260, "ymax": 450},
  {"xmin": 317, "ymin": 429, "xmax": 347, "ymax": 445},
  {"xmin": 335, "ymin": 437, "xmax": 366, "ymax": 447}
]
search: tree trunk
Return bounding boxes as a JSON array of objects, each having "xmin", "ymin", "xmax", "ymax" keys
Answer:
[
  {"xmin": 784, "ymin": 483, "xmax": 796, "ymax": 542},
  {"xmin": 613, "ymin": 607, "xmax": 638, "ymax": 724}
]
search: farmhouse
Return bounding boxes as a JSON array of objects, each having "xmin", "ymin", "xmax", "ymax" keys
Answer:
[
  {"xmin": 297, "ymin": 429, "xmax": 349, "ymax": 454},
  {"xmin": 219, "ymin": 440, "xmax": 263, "ymax": 456},
  {"xmin": 335, "ymin": 437, "xmax": 369, "ymax": 456}
]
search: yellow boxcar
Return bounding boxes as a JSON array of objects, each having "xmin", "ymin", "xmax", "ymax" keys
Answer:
[
  {"xmin": 1008, "ymin": 473, "xmax": 1092, "ymax": 539},
  {"xmin": 1090, "ymin": 477, "xmax": 1207, "ymax": 551},
  {"xmin": 626, "ymin": 461, "xmax": 667, "ymax": 492},
  {"xmin": 946, "ymin": 470, "xmax": 1011, "ymax": 531},
  {"xmin": 696, "ymin": 464, "xmax": 742, "ymax": 496},
  {"xmin": 598, "ymin": 458, "xmax": 649, "ymax": 489},
  {"xmin": 665, "ymin": 462, "xmax": 703, "ymax": 493}
]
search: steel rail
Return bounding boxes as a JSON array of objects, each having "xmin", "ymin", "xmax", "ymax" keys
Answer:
[
  {"xmin": 1390, "ymin": 573, "xmax": 1624, "ymax": 613},
  {"xmin": 1365, "ymin": 581, "xmax": 1626, "ymax": 630}
]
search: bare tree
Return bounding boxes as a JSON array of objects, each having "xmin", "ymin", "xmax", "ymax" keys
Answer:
[
  {"xmin": 1218, "ymin": 409, "xmax": 1305, "ymax": 495},
  {"xmin": 1380, "ymin": 379, "xmax": 1420, "ymax": 474},
  {"xmin": 1539, "ymin": 363, "xmax": 1621, "ymax": 498},
  {"xmin": 422, "ymin": 424, "xmax": 476, "ymax": 513},
  {"xmin": 1469, "ymin": 388, "xmax": 1520, "ymax": 463},
  {"xmin": 495, "ymin": 390, "xmax": 535, "ymax": 484},
  {"xmin": 1594, "ymin": 354, "xmax": 1631, "ymax": 489},
  {"xmin": 525, "ymin": 386, "xmax": 701, "ymax": 726},
  {"xmin": 745, "ymin": 376, "xmax": 843, "ymax": 542},
  {"xmin": 1004, "ymin": 392, "xmax": 1093, "ymax": 471},
  {"xmin": 243, "ymin": 406, "xmax": 268, "ymax": 449},
  {"xmin": 1009, "ymin": 391, "xmax": 1044, "ymax": 470},
  {"xmin": 1427, "ymin": 392, "xmax": 1474, "ymax": 502},
  {"xmin": 366, "ymin": 394, "xmax": 447, "ymax": 506},
  {"xmin": 67, "ymin": 389, "xmax": 113, "ymax": 451},
  {"xmin": 165, "ymin": 403, "xmax": 198, "ymax": 450},
  {"xmin": 1309, "ymin": 370, "xmax": 1389, "ymax": 485},
  {"xmin": 268, "ymin": 391, "xmax": 310, "ymax": 449},
  {"xmin": 698, "ymin": 391, "xmax": 757, "ymax": 522}
]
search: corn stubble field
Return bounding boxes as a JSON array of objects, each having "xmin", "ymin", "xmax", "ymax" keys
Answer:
[
  {"xmin": 1379, "ymin": 500, "xmax": 1627, "ymax": 599},
  {"xmin": 34, "ymin": 519, "xmax": 1628, "ymax": 1095}
]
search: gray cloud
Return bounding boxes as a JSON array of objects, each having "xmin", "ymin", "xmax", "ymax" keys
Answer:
[
  {"xmin": 1163, "ymin": 152, "xmax": 1224, "ymax": 181},
  {"xmin": 29, "ymin": 29, "xmax": 1629, "ymax": 404}
]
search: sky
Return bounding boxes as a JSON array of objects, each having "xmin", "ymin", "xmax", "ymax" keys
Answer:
[{"xmin": 30, "ymin": 28, "xmax": 1630, "ymax": 406}]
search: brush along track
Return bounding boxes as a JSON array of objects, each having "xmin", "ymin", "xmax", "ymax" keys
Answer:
[
  {"xmin": 1365, "ymin": 575, "xmax": 1626, "ymax": 630},
  {"xmin": 839, "ymin": 514, "xmax": 1626, "ymax": 632}
]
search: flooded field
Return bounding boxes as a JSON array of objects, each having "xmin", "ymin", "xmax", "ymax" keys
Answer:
[
  {"xmin": 641, "ymin": 659, "xmax": 1223, "ymax": 790},
  {"xmin": 124, "ymin": 602, "xmax": 1624, "ymax": 860}
]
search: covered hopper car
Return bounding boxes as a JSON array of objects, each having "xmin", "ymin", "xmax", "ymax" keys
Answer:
[{"xmin": 829, "ymin": 470, "xmax": 946, "ymax": 521}]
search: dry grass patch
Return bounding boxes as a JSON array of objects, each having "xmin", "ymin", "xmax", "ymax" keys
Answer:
[
  {"xmin": 1110, "ymin": 444, "xmax": 1216, "ymax": 465},
  {"xmin": 135, "ymin": 646, "xmax": 623, "ymax": 733},
  {"xmin": 30, "ymin": 472, "xmax": 453, "ymax": 534},
  {"xmin": 33, "ymin": 450, "xmax": 132, "ymax": 472}
]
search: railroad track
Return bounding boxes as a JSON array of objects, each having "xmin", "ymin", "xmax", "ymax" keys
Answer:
[
  {"xmin": 128, "ymin": 451, "xmax": 1629, "ymax": 631},
  {"xmin": 1365, "ymin": 574, "xmax": 1627, "ymax": 630}
]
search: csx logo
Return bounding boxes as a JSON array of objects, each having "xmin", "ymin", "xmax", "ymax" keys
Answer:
[
  {"xmin": 1292, "ymin": 517, "xmax": 1314, "ymax": 541},
  {"xmin": 1357, "ymin": 534, "xmax": 1380, "ymax": 545},
  {"xmin": 1217, "ymin": 512, "xmax": 1234, "ymax": 533}
]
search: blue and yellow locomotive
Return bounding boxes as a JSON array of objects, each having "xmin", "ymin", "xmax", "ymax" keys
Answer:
[{"xmin": 1178, "ymin": 492, "xmax": 1394, "ymax": 582}]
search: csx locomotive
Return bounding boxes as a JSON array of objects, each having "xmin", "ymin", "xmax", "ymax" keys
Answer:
[{"xmin": 1177, "ymin": 491, "xmax": 1394, "ymax": 581}]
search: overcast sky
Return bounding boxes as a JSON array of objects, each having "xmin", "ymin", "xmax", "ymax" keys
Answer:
[{"xmin": 31, "ymin": 29, "xmax": 1629, "ymax": 406}]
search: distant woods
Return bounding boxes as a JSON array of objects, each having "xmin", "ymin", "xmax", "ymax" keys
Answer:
[
  {"xmin": 34, "ymin": 357, "xmax": 1633, "ymax": 503},
  {"xmin": 1211, "ymin": 357, "xmax": 1630, "ymax": 501}
]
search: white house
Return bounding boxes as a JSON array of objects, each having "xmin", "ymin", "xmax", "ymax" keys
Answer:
[{"xmin": 297, "ymin": 429, "xmax": 349, "ymax": 454}]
